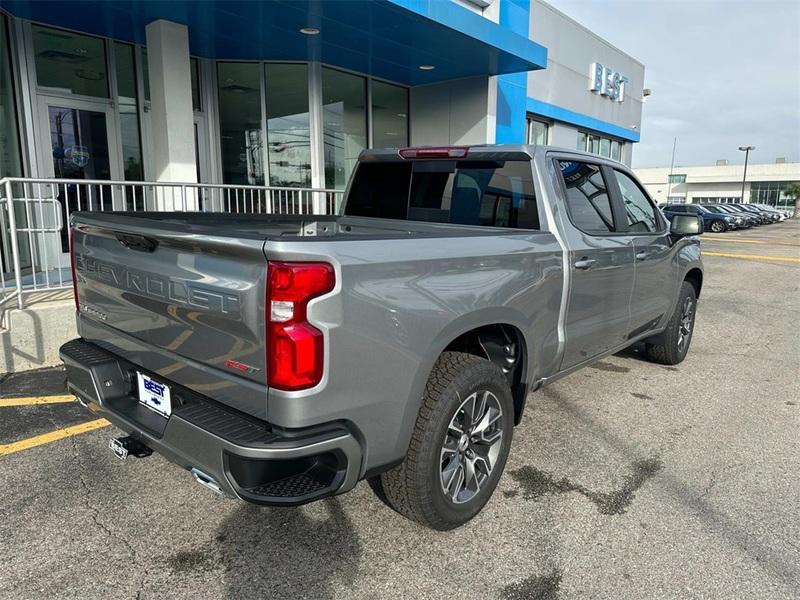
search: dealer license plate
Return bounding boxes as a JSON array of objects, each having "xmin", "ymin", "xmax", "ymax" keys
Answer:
[{"xmin": 137, "ymin": 372, "xmax": 172, "ymax": 417}]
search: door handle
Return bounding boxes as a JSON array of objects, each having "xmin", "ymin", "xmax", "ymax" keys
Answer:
[
  {"xmin": 574, "ymin": 258, "xmax": 596, "ymax": 270},
  {"xmin": 635, "ymin": 251, "xmax": 649, "ymax": 261}
]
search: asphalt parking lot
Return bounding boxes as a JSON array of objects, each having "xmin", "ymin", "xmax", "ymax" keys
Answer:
[{"xmin": 1, "ymin": 221, "xmax": 798, "ymax": 600}]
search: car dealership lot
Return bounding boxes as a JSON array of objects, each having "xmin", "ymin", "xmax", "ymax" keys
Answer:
[{"xmin": 1, "ymin": 223, "xmax": 798, "ymax": 600}]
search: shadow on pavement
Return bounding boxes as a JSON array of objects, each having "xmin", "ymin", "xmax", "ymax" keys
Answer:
[{"xmin": 215, "ymin": 498, "xmax": 362, "ymax": 600}]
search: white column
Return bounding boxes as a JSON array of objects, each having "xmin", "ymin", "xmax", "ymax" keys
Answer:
[{"xmin": 145, "ymin": 20, "xmax": 197, "ymax": 209}]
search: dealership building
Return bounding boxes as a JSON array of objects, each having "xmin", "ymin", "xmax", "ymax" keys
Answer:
[
  {"xmin": 0, "ymin": 0, "xmax": 645, "ymax": 371},
  {"xmin": 635, "ymin": 161, "xmax": 800, "ymax": 210},
  {"xmin": 0, "ymin": 0, "xmax": 645, "ymax": 187}
]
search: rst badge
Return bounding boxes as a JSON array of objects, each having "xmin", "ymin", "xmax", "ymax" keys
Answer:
[{"xmin": 225, "ymin": 359, "xmax": 261, "ymax": 375}]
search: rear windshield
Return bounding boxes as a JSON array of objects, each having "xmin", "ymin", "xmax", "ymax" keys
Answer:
[{"xmin": 345, "ymin": 160, "xmax": 539, "ymax": 230}]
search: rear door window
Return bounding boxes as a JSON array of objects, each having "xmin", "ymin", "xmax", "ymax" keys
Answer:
[
  {"xmin": 557, "ymin": 160, "xmax": 616, "ymax": 233},
  {"xmin": 345, "ymin": 160, "xmax": 539, "ymax": 230}
]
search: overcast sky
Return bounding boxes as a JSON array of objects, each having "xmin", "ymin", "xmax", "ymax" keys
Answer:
[{"xmin": 545, "ymin": 0, "xmax": 800, "ymax": 168}]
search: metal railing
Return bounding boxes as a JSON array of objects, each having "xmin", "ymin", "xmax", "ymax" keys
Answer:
[{"xmin": 0, "ymin": 177, "xmax": 343, "ymax": 310}]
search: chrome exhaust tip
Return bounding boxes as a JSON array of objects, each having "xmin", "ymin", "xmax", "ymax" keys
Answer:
[{"xmin": 191, "ymin": 468, "xmax": 224, "ymax": 495}]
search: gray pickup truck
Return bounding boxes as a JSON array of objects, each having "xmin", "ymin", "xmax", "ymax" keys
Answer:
[{"xmin": 61, "ymin": 145, "xmax": 703, "ymax": 530}]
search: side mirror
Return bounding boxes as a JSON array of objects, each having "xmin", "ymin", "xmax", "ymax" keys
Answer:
[{"xmin": 670, "ymin": 214, "xmax": 703, "ymax": 237}]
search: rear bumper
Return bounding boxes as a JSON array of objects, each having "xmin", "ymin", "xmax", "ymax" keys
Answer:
[{"xmin": 59, "ymin": 338, "xmax": 363, "ymax": 506}]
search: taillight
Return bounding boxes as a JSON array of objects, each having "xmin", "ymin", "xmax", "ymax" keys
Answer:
[
  {"xmin": 398, "ymin": 146, "xmax": 469, "ymax": 159},
  {"xmin": 69, "ymin": 226, "xmax": 79, "ymax": 311},
  {"xmin": 266, "ymin": 261, "xmax": 335, "ymax": 391}
]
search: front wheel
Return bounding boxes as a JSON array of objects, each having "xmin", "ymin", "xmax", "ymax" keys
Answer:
[
  {"xmin": 646, "ymin": 281, "xmax": 697, "ymax": 365},
  {"xmin": 380, "ymin": 352, "xmax": 514, "ymax": 530},
  {"xmin": 710, "ymin": 220, "xmax": 727, "ymax": 233}
]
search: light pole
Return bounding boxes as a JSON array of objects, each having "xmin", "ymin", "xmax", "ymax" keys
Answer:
[{"xmin": 738, "ymin": 145, "xmax": 755, "ymax": 203}]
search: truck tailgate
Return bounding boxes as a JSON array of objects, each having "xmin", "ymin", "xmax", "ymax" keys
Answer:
[{"xmin": 72, "ymin": 213, "xmax": 269, "ymax": 417}]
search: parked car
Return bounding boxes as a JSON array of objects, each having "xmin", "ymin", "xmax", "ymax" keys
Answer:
[
  {"xmin": 60, "ymin": 145, "xmax": 704, "ymax": 530},
  {"xmin": 750, "ymin": 204, "xmax": 787, "ymax": 222},
  {"xmin": 697, "ymin": 204, "xmax": 753, "ymax": 228},
  {"xmin": 735, "ymin": 203, "xmax": 780, "ymax": 223},
  {"xmin": 716, "ymin": 204, "xmax": 770, "ymax": 227},
  {"xmin": 662, "ymin": 203, "xmax": 736, "ymax": 232}
]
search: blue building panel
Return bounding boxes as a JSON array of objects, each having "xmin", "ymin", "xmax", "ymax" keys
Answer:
[
  {"xmin": 0, "ymin": 0, "xmax": 547, "ymax": 86},
  {"xmin": 495, "ymin": 0, "xmax": 530, "ymax": 143},
  {"xmin": 526, "ymin": 97, "xmax": 641, "ymax": 142}
]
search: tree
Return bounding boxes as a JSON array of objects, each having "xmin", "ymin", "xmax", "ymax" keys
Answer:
[{"xmin": 786, "ymin": 182, "xmax": 800, "ymax": 219}]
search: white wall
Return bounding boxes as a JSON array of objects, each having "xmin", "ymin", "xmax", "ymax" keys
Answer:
[
  {"xmin": 528, "ymin": 0, "xmax": 644, "ymax": 155},
  {"xmin": 410, "ymin": 76, "xmax": 494, "ymax": 145}
]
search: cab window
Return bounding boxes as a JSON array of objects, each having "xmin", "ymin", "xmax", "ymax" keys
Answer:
[{"xmin": 557, "ymin": 160, "xmax": 615, "ymax": 233}]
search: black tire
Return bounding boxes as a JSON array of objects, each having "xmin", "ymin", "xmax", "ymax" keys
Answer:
[
  {"xmin": 380, "ymin": 351, "xmax": 514, "ymax": 530},
  {"xmin": 646, "ymin": 281, "xmax": 697, "ymax": 365},
  {"xmin": 709, "ymin": 220, "xmax": 727, "ymax": 233}
]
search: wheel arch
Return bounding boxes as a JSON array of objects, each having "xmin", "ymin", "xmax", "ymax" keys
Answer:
[
  {"xmin": 443, "ymin": 323, "xmax": 529, "ymax": 425},
  {"xmin": 684, "ymin": 267, "xmax": 703, "ymax": 298}
]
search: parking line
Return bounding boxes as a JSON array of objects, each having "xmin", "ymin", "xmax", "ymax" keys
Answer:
[
  {"xmin": 0, "ymin": 394, "xmax": 76, "ymax": 407},
  {"xmin": 703, "ymin": 237, "xmax": 800, "ymax": 247},
  {"xmin": 0, "ymin": 418, "xmax": 110, "ymax": 457},
  {"xmin": 702, "ymin": 251, "xmax": 800, "ymax": 264}
]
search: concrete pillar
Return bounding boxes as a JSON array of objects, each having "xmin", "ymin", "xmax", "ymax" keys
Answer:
[{"xmin": 145, "ymin": 20, "xmax": 197, "ymax": 191}]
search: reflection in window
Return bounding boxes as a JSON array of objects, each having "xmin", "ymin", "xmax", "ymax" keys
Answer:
[
  {"xmin": 1, "ymin": 14, "xmax": 23, "ymax": 177},
  {"xmin": 265, "ymin": 63, "xmax": 311, "ymax": 187},
  {"xmin": 558, "ymin": 161, "xmax": 615, "ymax": 233},
  {"xmin": 217, "ymin": 62, "xmax": 263, "ymax": 185},
  {"xmin": 114, "ymin": 42, "xmax": 143, "ymax": 183},
  {"xmin": 372, "ymin": 81, "xmax": 408, "ymax": 149},
  {"xmin": 347, "ymin": 160, "xmax": 538, "ymax": 230},
  {"xmin": 33, "ymin": 25, "xmax": 108, "ymax": 98},
  {"xmin": 614, "ymin": 170, "xmax": 659, "ymax": 232},
  {"xmin": 322, "ymin": 67, "xmax": 367, "ymax": 189}
]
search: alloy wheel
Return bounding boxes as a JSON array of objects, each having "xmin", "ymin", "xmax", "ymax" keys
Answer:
[
  {"xmin": 677, "ymin": 297, "xmax": 694, "ymax": 352},
  {"xmin": 440, "ymin": 390, "xmax": 504, "ymax": 504}
]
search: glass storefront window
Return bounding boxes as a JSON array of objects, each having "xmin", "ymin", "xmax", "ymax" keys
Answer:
[
  {"xmin": 577, "ymin": 132, "xmax": 587, "ymax": 152},
  {"xmin": 372, "ymin": 81, "xmax": 408, "ymax": 149},
  {"xmin": 1, "ymin": 14, "xmax": 23, "ymax": 177},
  {"xmin": 264, "ymin": 63, "xmax": 311, "ymax": 188},
  {"xmin": 191, "ymin": 58, "xmax": 201, "ymax": 111},
  {"xmin": 611, "ymin": 140, "xmax": 622, "ymax": 162},
  {"xmin": 217, "ymin": 62, "xmax": 264, "ymax": 185},
  {"xmin": 114, "ymin": 42, "xmax": 143, "ymax": 182},
  {"xmin": 526, "ymin": 118, "xmax": 548, "ymax": 145},
  {"xmin": 141, "ymin": 48, "xmax": 150, "ymax": 101},
  {"xmin": 32, "ymin": 25, "xmax": 108, "ymax": 98},
  {"xmin": 322, "ymin": 67, "xmax": 367, "ymax": 189},
  {"xmin": 579, "ymin": 130, "xmax": 624, "ymax": 161}
]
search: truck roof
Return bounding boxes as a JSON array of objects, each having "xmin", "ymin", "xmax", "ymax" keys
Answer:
[{"xmin": 358, "ymin": 144, "xmax": 622, "ymax": 164}]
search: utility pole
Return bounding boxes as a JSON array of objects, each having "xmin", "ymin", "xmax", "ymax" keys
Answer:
[
  {"xmin": 667, "ymin": 137, "xmax": 677, "ymax": 202},
  {"xmin": 738, "ymin": 145, "xmax": 755, "ymax": 203}
]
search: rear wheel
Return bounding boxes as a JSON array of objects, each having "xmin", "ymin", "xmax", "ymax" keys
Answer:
[
  {"xmin": 710, "ymin": 220, "xmax": 727, "ymax": 233},
  {"xmin": 646, "ymin": 281, "xmax": 697, "ymax": 365},
  {"xmin": 380, "ymin": 352, "xmax": 514, "ymax": 530}
]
